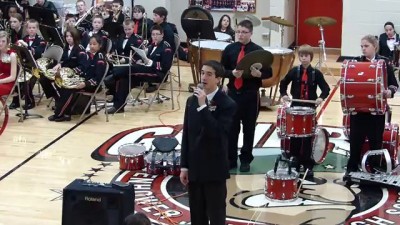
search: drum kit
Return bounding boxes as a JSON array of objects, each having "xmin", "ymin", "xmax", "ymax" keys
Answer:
[
  {"xmin": 117, "ymin": 137, "xmax": 181, "ymax": 176},
  {"xmin": 266, "ymin": 99, "xmax": 329, "ymax": 202},
  {"xmin": 340, "ymin": 59, "xmax": 400, "ymax": 174}
]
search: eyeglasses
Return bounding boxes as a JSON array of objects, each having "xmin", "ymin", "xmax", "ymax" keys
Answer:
[{"xmin": 235, "ymin": 31, "xmax": 250, "ymax": 34}]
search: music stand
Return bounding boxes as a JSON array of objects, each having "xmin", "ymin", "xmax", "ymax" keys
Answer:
[
  {"xmin": 27, "ymin": 6, "xmax": 57, "ymax": 27},
  {"xmin": 182, "ymin": 18, "xmax": 215, "ymax": 88},
  {"xmin": 39, "ymin": 24, "xmax": 64, "ymax": 48},
  {"xmin": 12, "ymin": 44, "xmax": 43, "ymax": 121}
]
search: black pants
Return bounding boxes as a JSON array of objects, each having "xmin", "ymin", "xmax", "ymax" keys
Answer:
[
  {"xmin": 54, "ymin": 85, "xmax": 97, "ymax": 117},
  {"xmin": 347, "ymin": 113, "xmax": 385, "ymax": 172},
  {"xmin": 289, "ymin": 137, "xmax": 314, "ymax": 171},
  {"xmin": 113, "ymin": 64, "xmax": 163, "ymax": 110},
  {"xmin": 188, "ymin": 181, "xmax": 227, "ymax": 225},
  {"xmin": 38, "ymin": 76, "xmax": 60, "ymax": 100},
  {"xmin": 228, "ymin": 90, "xmax": 259, "ymax": 165}
]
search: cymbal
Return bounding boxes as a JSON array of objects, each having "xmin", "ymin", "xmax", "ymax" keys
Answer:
[
  {"xmin": 262, "ymin": 16, "xmax": 294, "ymax": 27},
  {"xmin": 236, "ymin": 50, "xmax": 273, "ymax": 78},
  {"xmin": 232, "ymin": 14, "xmax": 261, "ymax": 27},
  {"xmin": 304, "ymin": 16, "xmax": 337, "ymax": 26}
]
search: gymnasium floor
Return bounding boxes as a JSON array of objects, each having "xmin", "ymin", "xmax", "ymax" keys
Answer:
[{"xmin": 0, "ymin": 51, "xmax": 400, "ymax": 225}]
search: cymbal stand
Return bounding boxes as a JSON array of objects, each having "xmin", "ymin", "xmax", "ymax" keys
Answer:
[
  {"xmin": 315, "ymin": 24, "xmax": 336, "ymax": 81},
  {"xmin": 280, "ymin": 24, "xmax": 285, "ymax": 47}
]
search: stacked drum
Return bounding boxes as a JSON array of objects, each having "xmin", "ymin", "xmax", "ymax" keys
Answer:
[
  {"xmin": 117, "ymin": 137, "xmax": 181, "ymax": 176},
  {"xmin": 340, "ymin": 59, "xmax": 400, "ymax": 172},
  {"xmin": 265, "ymin": 100, "xmax": 330, "ymax": 202}
]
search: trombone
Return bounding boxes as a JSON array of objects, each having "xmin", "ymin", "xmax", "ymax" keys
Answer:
[{"xmin": 142, "ymin": 12, "xmax": 148, "ymax": 40}]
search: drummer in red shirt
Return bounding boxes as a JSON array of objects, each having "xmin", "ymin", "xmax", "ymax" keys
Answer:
[{"xmin": 279, "ymin": 44, "xmax": 330, "ymax": 178}]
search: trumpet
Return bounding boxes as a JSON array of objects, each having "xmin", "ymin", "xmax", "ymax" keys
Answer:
[
  {"xmin": 142, "ymin": 12, "xmax": 148, "ymax": 40},
  {"xmin": 75, "ymin": 6, "xmax": 94, "ymax": 27},
  {"xmin": 122, "ymin": 6, "xmax": 131, "ymax": 19}
]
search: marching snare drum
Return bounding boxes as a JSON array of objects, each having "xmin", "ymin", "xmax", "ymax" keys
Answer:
[
  {"xmin": 340, "ymin": 60, "xmax": 388, "ymax": 114},
  {"xmin": 214, "ymin": 32, "xmax": 232, "ymax": 42},
  {"xmin": 118, "ymin": 144, "xmax": 146, "ymax": 171},
  {"xmin": 285, "ymin": 107, "xmax": 316, "ymax": 137},
  {"xmin": 265, "ymin": 168, "xmax": 298, "ymax": 201}
]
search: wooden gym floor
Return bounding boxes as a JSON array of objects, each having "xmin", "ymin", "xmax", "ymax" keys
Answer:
[{"xmin": 1, "ymin": 48, "xmax": 400, "ymax": 225}]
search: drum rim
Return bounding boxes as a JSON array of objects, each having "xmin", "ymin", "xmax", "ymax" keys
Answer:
[
  {"xmin": 190, "ymin": 40, "xmax": 230, "ymax": 49},
  {"xmin": 266, "ymin": 169, "xmax": 298, "ymax": 179},
  {"xmin": 312, "ymin": 127, "xmax": 329, "ymax": 164},
  {"xmin": 118, "ymin": 143, "xmax": 146, "ymax": 156}
]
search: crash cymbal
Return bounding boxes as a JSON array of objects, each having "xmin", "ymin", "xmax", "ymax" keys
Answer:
[
  {"xmin": 262, "ymin": 16, "xmax": 294, "ymax": 27},
  {"xmin": 232, "ymin": 14, "xmax": 261, "ymax": 27},
  {"xmin": 304, "ymin": 16, "xmax": 337, "ymax": 26},
  {"xmin": 236, "ymin": 50, "xmax": 273, "ymax": 78}
]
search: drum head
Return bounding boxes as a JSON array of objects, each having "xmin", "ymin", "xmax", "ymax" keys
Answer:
[
  {"xmin": 286, "ymin": 106, "xmax": 315, "ymax": 115},
  {"xmin": 190, "ymin": 40, "xmax": 229, "ymax": 50},
  {"xmin": 118, "ymin": 144, "xmax": 146, "ymax": 156},
  {"xmin": 312, "ymin": 127, "xmax": 329, "ymax": 164},
  {"xmin": 263, "ymin": 47, "xmax": 293, "ymax": 55}
]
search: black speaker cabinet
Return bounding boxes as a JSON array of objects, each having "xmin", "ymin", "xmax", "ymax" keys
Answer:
[{"xmin": 62, "ymin": 179, "xmax": 135, "ymax": 225}]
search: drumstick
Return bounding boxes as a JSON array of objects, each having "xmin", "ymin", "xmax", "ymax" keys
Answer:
[
  {"xmin": 296, "ymin": 168, "xmax": 309, "ymax": 197},
  {"xmin": 290, "ymin": 99, "xmax": 318, "ymax": 104}
]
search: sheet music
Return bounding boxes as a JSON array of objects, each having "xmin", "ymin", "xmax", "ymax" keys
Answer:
[{"xmin": 131, "ymin": 47, "xmax": 148, "ymax": 61}]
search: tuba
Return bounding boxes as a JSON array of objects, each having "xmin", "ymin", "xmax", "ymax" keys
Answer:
[{"xmin": 54, "ymin": 67, "xmax": 85, "ymax": 89}]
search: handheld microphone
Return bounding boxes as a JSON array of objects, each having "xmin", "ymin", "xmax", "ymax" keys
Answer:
[{"xmin": 197, "ymin": 83, "xmax": 204, "ymax": 90}]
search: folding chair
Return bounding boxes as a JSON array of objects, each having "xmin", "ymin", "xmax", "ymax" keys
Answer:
[
  {"xmin": 173, "ymin": 34, "xmax": 181, "ymax": 87},
  {"xmin": 72, "ymin": 63, "xmax": 110, "ymax": 122}
]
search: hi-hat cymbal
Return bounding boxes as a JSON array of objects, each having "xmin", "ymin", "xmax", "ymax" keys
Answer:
[
  {"xmin": 304, "ymin": 16, "xmax": 337, "ymax": 26},
  {"xmin": 233, "ymin": 14, "xmax": 261, "ymax": 27},
  {"xmin": 263, "ymin": 16, "xmax": 294, "ymax": 27},
  {"xmin": 236, "ymin": 50, "xmax": 273, "ymax": 78}
]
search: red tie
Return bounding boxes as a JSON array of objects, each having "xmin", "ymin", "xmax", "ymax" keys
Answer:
[
  {"xmin": 134, "ymin": 21, "xmax": 139, "ymax": 34},
  {"xmin": 301, "ymin": 68, "xmax": 308, "ymax": 99},
  {"xmin": 234, "ymin": 45, "xmax": 245, "ymax": 90}
]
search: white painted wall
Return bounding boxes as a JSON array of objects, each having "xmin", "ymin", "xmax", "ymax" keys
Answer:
[{"xmin": 342, "ymin": 0, "xmax": 400, "ymax": 56}]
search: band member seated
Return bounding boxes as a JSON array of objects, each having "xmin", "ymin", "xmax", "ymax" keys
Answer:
[
  {"xmin": 344, "ymin": 35, "xmax": 398, "ymax": 181},
  {"xmin": 9, "ymin": 13, "xmax": 23, "ymax": 44},
  {"xmin": 132, "ymin": 5, "xmax": 153, "ymax": 41},
  {"xmin": 48, "ymin": 34, "xmax": 107, "ymax": 122},
  {"xmin": 378, "ymin": 21, "xmax": 400, "ymax": 68},
  {"xmin": 111, "ymin": 19, "xmax": 143, "ymax": 64},
  {"xmin": 75, "ymin": 0, "xmax": 92, "ymax": 32},
  {"xmin": 220, "ymin": 19, "xmax": 272, "ymax": 172},
  {"xmin": 6, "ymin": 5, "xmax": 20, "ymax": 20},
  {"xmin": 81, "ymin": 15, "xmax": 108, "ymax": 52},
  {"xmin": 10, "ymin": 19, "xmax": 46, "ymax": 110},
  {"xmin": 279, "ymin": 44, "xmax": 330, "ymax": 178},
  {"xmin": 0, "ymin": 31, "xmax": 18, "ymax": 97},
  {"xmin": 109, "ymin": 0, "xmax": 124, "ymax": 24},
  {"xmin": 39, "ymin": 27, "xmax": 85, "ymax": 100},
  {"xmin": 214, "ymin": 14, "xmax": 235, "ymax": 42},
  {"xmin": 106, "ymin": 25, "xmax": 173, "ymax": 114},
  {"xmin": 33, "ymin": 0, "xmax": 59, "ymax": 19},
  {"xmin": 152, "ymin": 7, "xmax": 175, "ymax": 51}
]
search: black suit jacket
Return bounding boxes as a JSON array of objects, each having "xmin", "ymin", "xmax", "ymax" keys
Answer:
[
  {"xmin": 146, "ymin": 41, "xmax": 174, "ymax": 75},
  {"xmin": 180, "ymin": 90, "xmax": 237, "ymax": 182},
  {"xmin": 112, "ymin": 34, "xmax": 143, "ymax": 61},
  {"xmin": 23, "ymin": 34, "xmax": 46, "ymax": 59},
  {"xmin": 378, "ymin": 33, "xmax": 400, "ymax": 60},
  {"xmin": 60, "ymin": 44, "xmax": 85, "ymax": 68}
]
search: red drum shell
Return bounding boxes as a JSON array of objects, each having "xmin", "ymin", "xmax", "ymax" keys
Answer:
[
  {"xmin": 118, "ymin": 144, "xmax": 146, "ymax": 171},
  {"xmin": 284, "ymin": 107, "xmax": 316, "ymax": 137},
  {"xmin": 340, "ymin": 60, "xmax": 387, "ymax": 114},
  {"xmin": 265, "ymin": 169, "xmax": 298, "ymax": 201}
]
